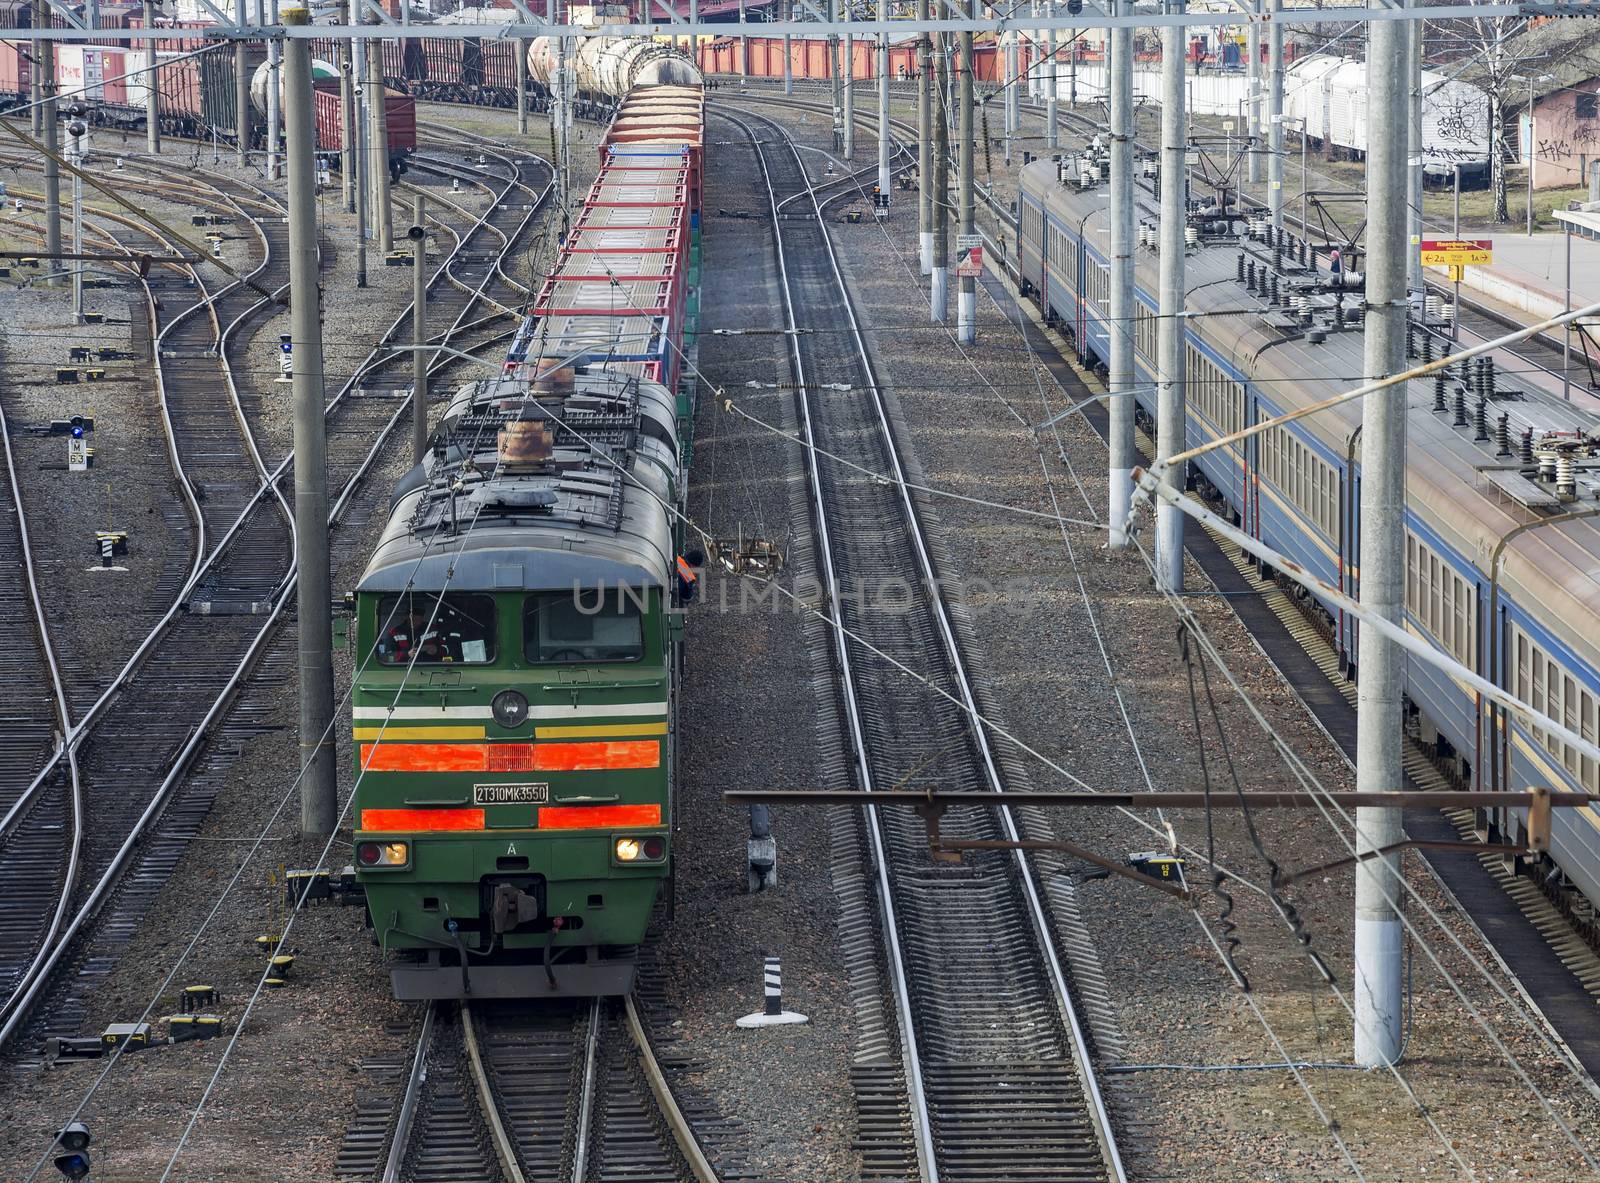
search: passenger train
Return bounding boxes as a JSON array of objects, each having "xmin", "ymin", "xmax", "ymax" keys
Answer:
[
  {"xmin": 1019, "ymin": 153, "xmax": 1600, "ymax": 910},
  {"xmin": 348, "ymin": 43, "xmax": 704, "ymax": 1000}
]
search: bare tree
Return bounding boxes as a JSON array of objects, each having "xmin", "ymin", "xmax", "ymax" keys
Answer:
[{"xmin": 1426, "ymin": 11, "xmax": 1600, "ymax": 223}]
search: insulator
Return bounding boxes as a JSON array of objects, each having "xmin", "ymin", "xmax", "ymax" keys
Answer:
[
  {"xmin": 1246, "ymin": 260, "xmax": 1257, "ymax": 292},
  {"xmin": 1406, "ymin": 322, "xmax": 1417, "ymax": 359},
  {"xmin": 1421, "ymin": 334, "xmax": 1435, "ymax": 365},
  {"xmin": 1269, "ymin": 274, "xmax": 1280, "ymax": 305},
  {"xmin": 1433, "ymin": 372, "xmax": 1448, "ymax": 413},
  {"xmin": 1334, "ymin": 299, "xmax": 1346, "ymax": 328},
  {"xmin": 1557, "ymin": 453, "xmax": 1577, "ymax": 498},
  {"xmin": 1185, "ymin": 225, "xmax": 1199, "ymax": 248},
  {"xmin": 1521, "ymin": 428, "xmax": 1534, "ymax": 466},
  {"xmin": 1485, "ymin": 355, "xmax": 1496, "ymax": 396},
  {"xmin": 1237, "ymin": 253, "xmax": 1246, "ymax": 282},
  {"xmin": 1299, "ymin": 237, "xmax": 1309, "ymax": 267},
  {"xmin": 1496, "ymin": 413, "xmax": 1511, "ymax": 457},
  {"xmin": 1454, "ymin": 387, "xmax": 1467, "ymax": 427},
  {"xmin": 1540, "ymin": 452, "xmax": 1558, "ymax": 482},
  {"xmin": 1474, "ymin": 398, "xmax": 1490, "ymax": 442}
]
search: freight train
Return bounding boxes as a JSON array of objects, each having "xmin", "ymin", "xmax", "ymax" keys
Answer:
[
  {"xmin": 0, "ymin": 14, "xmax": 417, "ymax": 171},
  {"xmin": 348, "ymin": 44, "xmax": 705, "ymax": 1000},
  {"xmin": 1019, "ymin": 154, "xmax": 1600, "ymax": 912}
]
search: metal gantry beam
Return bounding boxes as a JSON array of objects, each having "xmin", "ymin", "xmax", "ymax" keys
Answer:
[{"xmin": 0, "ymin": 3, "xmax": 1585, "ymax": 39}]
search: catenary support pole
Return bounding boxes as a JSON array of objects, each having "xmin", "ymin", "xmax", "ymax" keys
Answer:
[
  {"xmin": 1267, "ymin": 0, "xmax": 1283, "ymax": 240},
  {"xmin": 268, "ymin": 0, "xmax": 283, "ymax": 182},
  {"xmin": 284, "ymin": 5, "xmax": 336, "ymax": 838},
  {"xmin": 932, "ymin": 25, "xmax": 950, "ymax": 321},
  {"xmin": 1406, "ymin": 18, "xmax": 1423, "ymax": 296},
  {"xmin": 340, "ymin": 0, "xmax": 357, "ymax": 211},
  {"xmin": 42, "ymin": 35, "xmax": 59, "ymax": 287},
  {"xmin": 1154, "ymin": 7, "xmax": 1186, "ymax": 591},
  {"xmin": 843, "ymin": 9, "xmax": 854, "ymax": 162},
  {"xmin": 69, "ymin": 119, "xmax": 83, "ymax": 322},
  {"xmin": 516, "ymin": 38, "xmax": 529, "ymax": 136},
  {"xmin": 838, "ymin": 8, "xmax": 851, "ymax": 156},
  {"xmin": 235, "ymin": 0, "xmax": 249, "ymax": 165},
  {"xmin": 355, "ymin": 45, "xmax": 368, "ymax": 289},
  {"xmin": 142, "ymin": 0, "xmax": 159, "ymax": 154},
  {"xmin": 878, "ymin": 0, "xmax": 890, "ymax": 196},
  {"xmin": 367, "ymin": 23, "xmax": 393, "ymax": 253},
  {"xmin": 1045, "ymin": 2, "xmax": 1057, "ymax": 151},
  {"xmin": 783, "ymin": 0, "xmax": 793, "ymax": 96},
  {"xmin": 918, "ymin": 0, "xmax": 933, "ymax": 274},
  {"xmin": 1353, "ymin": 0, "xmax": 1409, "ymax": 1070},
  {"xmin": 29, "ymin": 4, "xmax": 40, "ymax": 140},
  {"xmin": 1247, "ymin": 0, "xmax": 1260, "ymax": 184},
  {"xmin": 1108, "ymin": 0, "xmax": 1135, "ymax": 548},
  {"xmin": 412, "ymin": 194, "xmax": 428, "ymax": 464},
  {"xmin": 956, "ymin": 0, "xmax": 975, "ymax": 345}
]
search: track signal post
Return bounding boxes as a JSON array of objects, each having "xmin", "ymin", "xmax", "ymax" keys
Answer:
[{"xmin": 284, "ymin": 5, "xmax": 337, "ymax": 837}]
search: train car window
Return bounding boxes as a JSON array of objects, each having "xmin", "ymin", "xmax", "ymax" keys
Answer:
[
  {"xmin": 375, "ymin": 592, "xmax": 497, "ymax": 665},
  {"xmin": 525, "ymin": 589, "xmax": 646, "ymax": 664}
]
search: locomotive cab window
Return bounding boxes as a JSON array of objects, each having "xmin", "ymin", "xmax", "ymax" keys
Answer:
[
  {"xmin": 374, "ymin": 592, "xmax": 497, "ymax": 665},
  {"xmin": 525, "ymin": 589, "xmax": 647, "ymax": 664}
]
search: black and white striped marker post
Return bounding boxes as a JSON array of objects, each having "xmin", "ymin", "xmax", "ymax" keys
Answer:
[{"xmin": 735, "ymin": 956, "xmax": 808, "ymax": 1028}]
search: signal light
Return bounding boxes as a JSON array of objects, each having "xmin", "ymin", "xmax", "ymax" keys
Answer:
[
  {"xmin": 54, "ymin": 1123, "xmax": 90, "ymax": 1180},
  {"xmin": 70, "ymin": 415, "xmax": 84, "ymax": 439},
  {"xmin": 1067, "ymin": 0, "xmax": 1082, "ymax": 11}
]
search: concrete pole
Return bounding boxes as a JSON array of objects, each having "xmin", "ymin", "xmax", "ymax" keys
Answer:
[
  {"xmin": 1267, "ymin": 0, "xmax": 1283, "ymax": 240},
  {"xmin": 235, "ymin": 0, "xmax": 250, "ymax": 166},
  {"xmin": 1005, "ymin": 27, "xmax": 1019, "ymax": 165},
  {"xmin": 283, "ymin": 5, "xmax": 336, "ymax": 838},
  {"xmin": 843, "ymin": 6, "xmax": 854, "ymax": 163},
  {"xmin": 411, "ymin": 195, "xmax": 428, "ymax": 464},
  {"xmin": 1352, "ymin": 0, "xmax": 1409, "ymax": 1071},
  {"xmin": 838, "ymin": 8, "xmax": 851, "ymax": 155},
  {"xmin": 555, "ymin": 34, "xmax": 571, "ymax": 218},
  {"xmin": 956, "ymin": 3, "xmax": 975, "ymax": 345},
  {"xmin": 268, "ymin": 0, "xmax": 283, "ymax": 182},
  {"xmin": 340, "ymin": 0, "xmax": 357, "ymax": 212},
  {"xmin": 1247, "ymin": 0, "xmax": 1260, "ymax": 184},
  {"xmin": 932, "ymin": 29, "xmax": 950, "ymax": 321},
  {"xmin": 41, "ymin": 37, "xmax": 59, "ymax": 287},
  {"xmin": 1154, "ymin": 13, "xmax": 1186, "ymax": 591},
  {"xmin": 918, "ymin": 1, "xmax": 933, "ymax": 274},
  {"xmin": 783, "ymin": 0, "xmax": 793, "ymax": 96},
  {"xmin": 878, "ymin": 0, "xmax": 890, "ymax": 196},
  {"xmin": 28, "ymin": 3, "xmax": 40, "ymax": 141},
  {"xmin": 367, "ymin": 28, "xmax": 393, "ymax": 253},
  {"xmin": 1406, "ymin": 20, "xmax": 1424, "ymax": 296},
  {"xmin": 517, "ymin": 38, "xmax": 529, "ymax": 136},
  {"xmin": 1045, "ymin": 1, "xmax": 1057, "ymax": 151},
  {"xmin": 1108, "ymin": 2, "xmax": 1135, "ymax": 548},
  {"xmin": 142, "ymin": 0, "xmax": 160, "ymax": 154},
  {"xmin": 355, "ymin": 64, "xmax": 368, "ymax": 288}
]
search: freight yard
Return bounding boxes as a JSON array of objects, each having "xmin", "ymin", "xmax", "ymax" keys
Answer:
[{"xmin": 0, "ymin": 2, "xmax": 1599, "ymax": 1181}]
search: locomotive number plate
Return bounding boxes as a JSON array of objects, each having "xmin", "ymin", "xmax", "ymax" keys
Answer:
[{"xmin": 474, "ymin": 782, "xmax": 550, "ymax": 805}]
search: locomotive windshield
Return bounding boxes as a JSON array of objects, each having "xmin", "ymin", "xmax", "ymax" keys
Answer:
[
  {"xmin": 524, "ymin": 589, "xmax": 645, "ymax": 664},
  {"xmin": 374, "ymin": 592, "xmax": 497, "ymax": 665}
]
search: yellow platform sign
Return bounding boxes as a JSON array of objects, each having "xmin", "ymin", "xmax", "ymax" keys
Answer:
[{"xmin": 1420, "ymin": 238, "xmax": 1493, "ymax": 267}]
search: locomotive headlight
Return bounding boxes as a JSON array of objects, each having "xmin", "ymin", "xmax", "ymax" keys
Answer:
[
  {"xmin": 614, "ymin": 837, "xmax": 642, "ymax": 862},
  {"xmin": 613, "ymin": 836, "xmax": 666, "ymax": 865},
  {"xmin": 357, "ymin": 841, "xmax": 410, "ymax": 867},
  {"xmin": 492, "ymin": 689, "xmax": 529, "ymax": 729}
]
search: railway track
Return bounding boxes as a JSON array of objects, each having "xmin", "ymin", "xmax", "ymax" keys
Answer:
[
  {"xmin": 0, "ymin": 140, "xmax": 556, "ymax": 1055},
  {"xmin": 715, "ymin": 99, "xmax": 1123, "ymax": 1183},
  {"xmin": 366, "ymin": 998, "xmax": 721, "ymax": 1183}
]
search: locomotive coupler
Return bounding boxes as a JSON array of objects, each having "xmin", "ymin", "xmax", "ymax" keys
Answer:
[{"xmin": 490, "ymin": 882, "xmax": 541, "ymax": 934}]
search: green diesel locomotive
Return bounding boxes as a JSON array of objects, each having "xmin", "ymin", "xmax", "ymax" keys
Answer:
[{"xmin": 350, "ymin": 359, "xmax": 689, "ymax": 999}]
